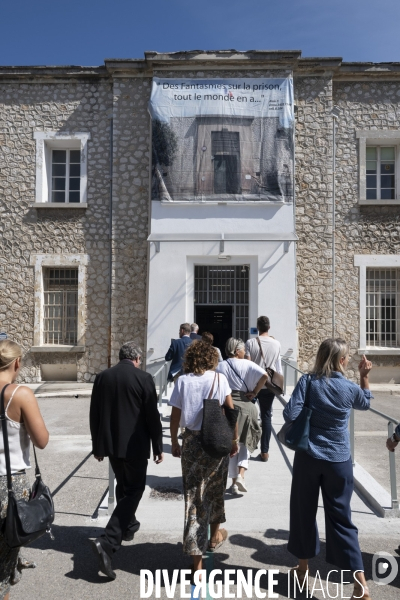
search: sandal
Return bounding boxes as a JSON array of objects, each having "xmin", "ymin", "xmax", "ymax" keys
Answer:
[
  {"xmin": 208, "ymin": 528, "xmax": 228, "ymax": 552},
  {"xmin": 351, "ymin": 583, "xmax": 371, "ymax": 600},
  {"xmin": 289, "ymin": 567, "xmax": 309, "ymax": 589},
  {"xmin": 190, "ymin": 568, "xmax": 202, "ymax": 586}
]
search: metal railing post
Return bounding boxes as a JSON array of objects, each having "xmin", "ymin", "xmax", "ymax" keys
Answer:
[
  {"xmin": 283, "ymin": 361, "xmax": 287, "ymax": 395},
  {"xmin": 158, "ymin": 370, "xmax": 163, "ymax": 408},
  {"xmin": 350, "ymin": 409, "xmax": 355, "ymax": 466},
  {"xmin": 388, "ymin": 422, "xmax": 399, "ymax": 510},
  {"xmin": 164, "ymin": 362, "xmax": 168, "ymax": 396},
  {"xmin": 108, "ymin": 460, "xmax": 115, "ymax": 514}
]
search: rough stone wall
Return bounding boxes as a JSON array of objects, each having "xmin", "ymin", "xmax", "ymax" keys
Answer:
[
  {"xmin": 6, "ymin": 66, "xmax": 399, "ymax": 382},
  {"xmin": 332, "ymin": 80, "xmax": 400, "ymax": 376},
  {"xmin": 0, "ymin": 78, "xmax": 112, "ymax": 381},
  {"xmin": 295, "ymin": 77, "xmax": 400, "ymax": 378},
  {"xmin": 294, "ymin": 75, "xmax": 334, "ymax": 371},
  {"xmin": 110, "ymin": 78, "xmax": 152, "ymax": 364}
]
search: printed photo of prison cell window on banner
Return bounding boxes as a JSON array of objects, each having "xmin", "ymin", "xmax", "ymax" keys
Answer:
[{"xmin": 148, "ymin": 77, "xmax": 294, "ymax": 202}]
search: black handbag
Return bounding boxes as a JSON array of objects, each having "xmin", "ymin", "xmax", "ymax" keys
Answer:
[
  {"xmin": 277, "ymin": 375, "xmax": 312, "ymax": 452},
  {"xmin": 0, "ymin": 384, "xmax": 55, "ymax": 548},
  {"xmin": 256, "ymin": 337, "xmax": 284, "ymax": 396},
  {"xmin": 200, "ymin": 373, "xmax": 239, "ymax": 459}
]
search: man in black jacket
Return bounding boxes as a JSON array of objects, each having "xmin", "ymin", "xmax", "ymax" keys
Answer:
[{"xmin": 89, "ymin": 341, "xmax": 163, "ymax": 579}]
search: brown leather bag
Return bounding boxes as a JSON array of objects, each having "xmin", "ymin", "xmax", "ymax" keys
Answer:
[{"xmin": 256, "ymin": 337, "xmax": 284, "ymax": 396}]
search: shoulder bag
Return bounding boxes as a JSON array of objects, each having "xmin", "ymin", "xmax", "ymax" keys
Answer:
[
  {"xmin": 1, "ymin": 384, "xmax": 55, "ymax": 548},
  {"xmin": 256, "ymin": 337, "xmax": 284, "ymax": 396},
  {"xmin": 200, "ymin": 373, "xmax": 239, "ymax": 459},
  {"xmin": 277, "ymin": 375, "xmax": 312, "ymax": 452}
]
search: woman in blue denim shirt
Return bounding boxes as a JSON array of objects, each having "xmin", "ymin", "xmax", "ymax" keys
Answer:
[{"xmin": 283, "ymin": 338, "xmax": 372, "ymax": 600}]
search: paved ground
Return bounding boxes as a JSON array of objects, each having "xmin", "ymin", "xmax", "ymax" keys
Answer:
[{"xmin": 10, "ymin": 387, "xmax": 400, "ymax": 599}]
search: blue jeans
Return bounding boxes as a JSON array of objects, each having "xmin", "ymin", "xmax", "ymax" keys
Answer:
[{"xmin": 257, "ymin": 389, "xmax": 275, "ymax": 453}]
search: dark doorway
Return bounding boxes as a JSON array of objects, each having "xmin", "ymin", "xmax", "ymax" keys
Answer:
[
  {"xmin": 195, "ymin": 305, "xmax": 233, "ymax": 359},
  {"xmin": 212, "ymin": 131, "xmax": 241, "ymax": 194},
  {"xmin": 214, "ymin": 155, "xmax": 239, "ymax": 194}
]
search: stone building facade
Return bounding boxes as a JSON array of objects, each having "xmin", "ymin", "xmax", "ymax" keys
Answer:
[{"xmin": 1, "ymin": 52, "xmax": 400, "ymax": 383}]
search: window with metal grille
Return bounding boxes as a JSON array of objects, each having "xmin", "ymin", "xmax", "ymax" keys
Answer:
[
  {"xmin": 366, "ymin": 269, "xmax": 400, "ymax": 347},
  {"xmin": 44, "ymin": 269, "xmax": 78, "ymax": 344},
  {"xmin": 366, "ymin": 146, "xmax": 395, "ymax": 200},
  {"xmin": 51, "ymin": 149, "xmax": 81, "ymax": 203},
  {"xmin": 194, "ymin": 265, "xmax": 249, "ymax": 341}
]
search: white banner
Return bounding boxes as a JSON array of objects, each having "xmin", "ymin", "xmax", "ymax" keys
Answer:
[
  {"xmin": 149, "ymin": 77, "xmax": 293, "ymax": 127},
  {"xmin": 149, "ymin": 77, "xmax": 294, "ymax": 202}
]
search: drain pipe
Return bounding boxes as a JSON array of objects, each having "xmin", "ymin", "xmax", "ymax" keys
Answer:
[
  {"xmin": 107, "ymin": 109, "xmax": 114, "ymax": 368},
  {"xmin": 331, "ymin": 106, "xmax": 340, "ymax": 338}
]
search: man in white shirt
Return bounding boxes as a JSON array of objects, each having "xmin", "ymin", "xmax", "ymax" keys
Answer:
[{"xmin": 245, "ymin": 316, "xmax": 282, "ymax": 462}]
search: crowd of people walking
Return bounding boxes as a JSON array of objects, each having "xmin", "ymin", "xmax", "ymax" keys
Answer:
[{"xmin": 0, "ymin": 315, "xmax": 392, "ymax": 600}]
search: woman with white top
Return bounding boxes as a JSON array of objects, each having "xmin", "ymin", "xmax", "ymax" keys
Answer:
[
  {"xmin": 170, "ymin": 341, "xmax": 238, "ymax": 579},
  {"xmin": 217, "ymin": 338, "xmax": 268, "ymax": 494},
  {"xmin": 0, "ymin": 340, "xmax": 49, "ymax": 600}
]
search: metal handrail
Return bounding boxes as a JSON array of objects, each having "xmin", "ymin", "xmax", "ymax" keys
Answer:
[
  {"xmin": 279, "ymin": 360, "xmax": 399, "ymax": 510},
  {"xmin": 152, "ymin": 362, "xmax": 168, "ymax": 378},
  {"xmin": 281, "ymin": 357, "xmax": 304, "ymax": 395},
  {"xmin": 151, "ymin": 361, "xmax": 170, "ymax": 408},
  {"xmin": 368, "ymin": 406, "xmax": 400, "ymax": 425},
  {"xmin": 281, "ymin": 358, "xmax": 305, "ymax": 375}
]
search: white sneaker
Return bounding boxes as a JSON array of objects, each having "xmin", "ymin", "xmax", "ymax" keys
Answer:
[
  {"xmin": 229, "ymin": 484, "xmax": 239, "ymax": 494},
  {"xmin": 236, "ymin": 476, "xmax": 247, "ymax": 492}
]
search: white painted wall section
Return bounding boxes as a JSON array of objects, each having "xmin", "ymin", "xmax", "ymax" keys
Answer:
[{"xmin": 146, "ymin": 240, "xmax": 297, "ymax": 365}]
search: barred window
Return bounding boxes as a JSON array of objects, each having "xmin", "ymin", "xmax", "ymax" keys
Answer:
[
  {"xmin": 44, "ymin": 269, "xmax": 78, "ymax": 344},
  {"xmin": 366, "ymin": 269, "xmax": 400, "ymax": 348},
  {"xmin": 366, "ymin": 146, "xmax": 395, "ymax": 201},
  {"xmin": 51, "ymin": 149, "xmax": 81, "ymax": 203}
]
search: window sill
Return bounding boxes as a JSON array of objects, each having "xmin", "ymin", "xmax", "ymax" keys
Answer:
[
  {"xmin": 30, "ymin": 346, "xmax": 85, "ymax": 353},
  {"xmin": 31, "ymin": 203, "xmax": 88, "ymax": 209},
  {"xmin": 160, "ymin": 200, "xmax": 288, "ymax": 206},
  {"xmin": 359, "ymin": 199, "xmax": 400, "ymax": 206},
  {"xmin": 358, "ymin": 348, "xmax": 400, "ymax": 355}
]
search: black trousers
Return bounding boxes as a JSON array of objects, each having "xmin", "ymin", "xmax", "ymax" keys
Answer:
[
  {"xmin": 100, "ymin": 456, "xmax": 148, "ymax": 556},
  {"xmin": 288, "ymin": 451, "xmax": 364, "ymax": 572},
  {"xmin": 257, "ymin": 389, "xmax": 275, "ymax": 453}
]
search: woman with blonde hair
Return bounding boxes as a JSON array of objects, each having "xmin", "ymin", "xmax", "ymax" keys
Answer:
[
  {"xmin": 283, "ymin": 338, "xmax": 372, "ymax": 600},
  {"xmin": 0, "ymin": 340, "xmax": 49, "ymax": 600},
  {"xmin": 170, "ymin": 341, "xmax": 238, "ymax": 579},
  {"xmin": 217, "ymin": 338, "xmax": 268, "ymax": 494}
]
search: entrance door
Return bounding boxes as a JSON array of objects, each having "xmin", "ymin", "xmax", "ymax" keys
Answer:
[
  {"xmin": 212, "ymin": 131, "xmax": 241, "ymax": 194},
  {"xmin": 195, "ymin": 305, "xmax": 233, "ymax": 359},
  {"xmin": 194, "ymin": 265, "xmax": 249, "ymax": 349},
  {"xmin": 214, "ymin": 155, "xmax": 239, "ymax": 194}
]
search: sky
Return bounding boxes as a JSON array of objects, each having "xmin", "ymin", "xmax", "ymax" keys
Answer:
[{"xmin": 1, "ymin": 0, "xmax": 400, "ymax": 66}]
